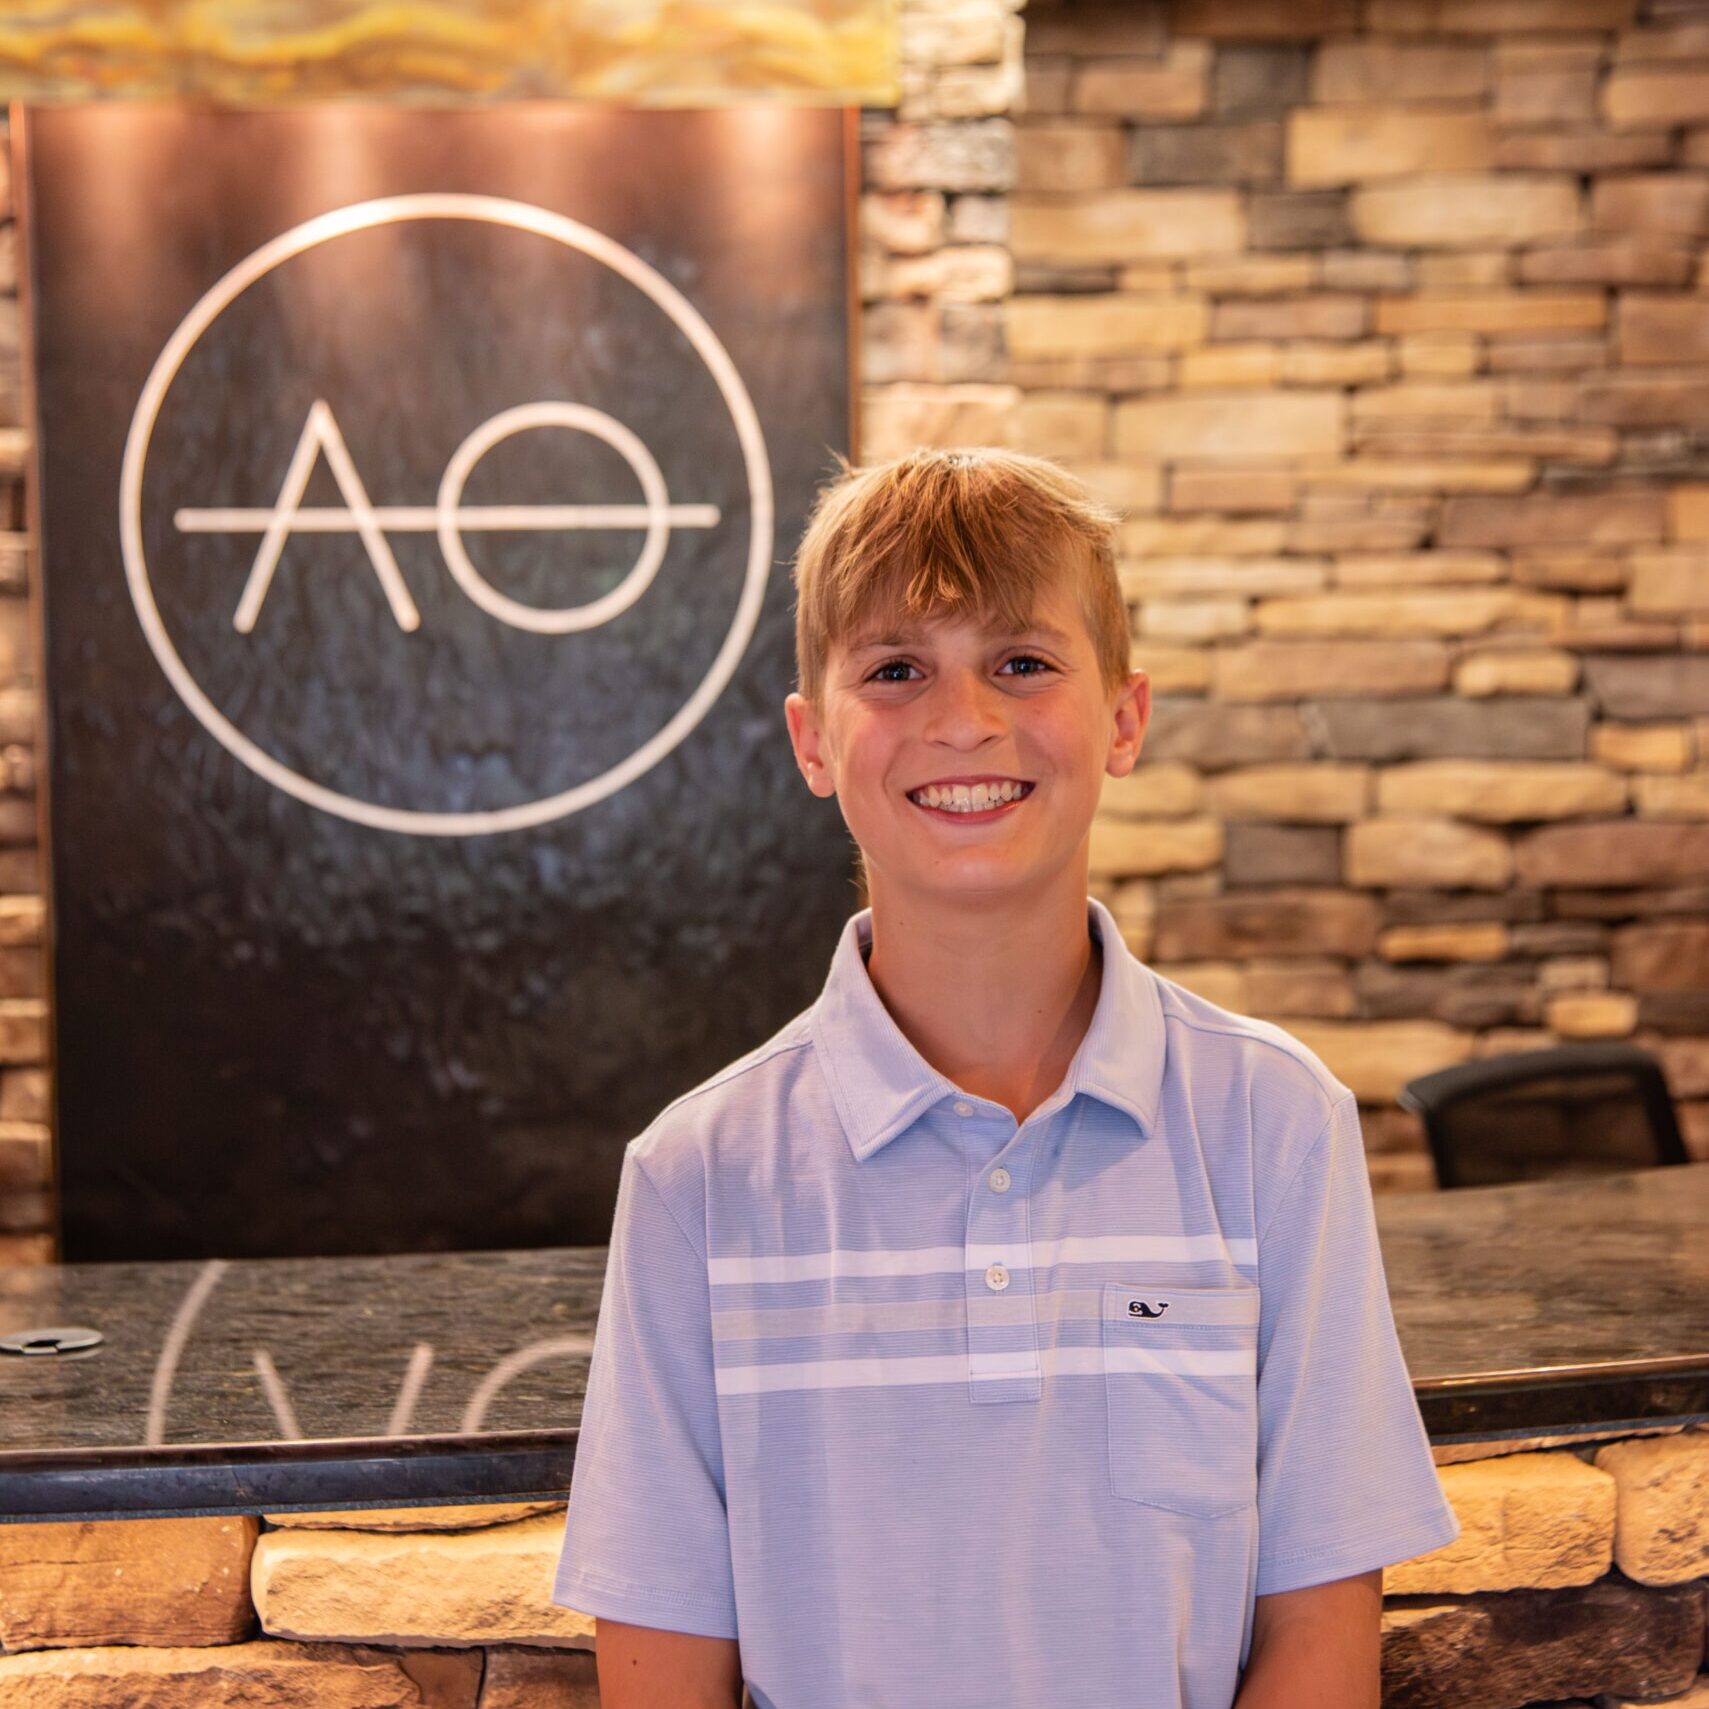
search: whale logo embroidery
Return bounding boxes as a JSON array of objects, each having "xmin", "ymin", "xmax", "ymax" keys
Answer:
[{"xmin": 1127, "ymin": 1299, "xmax": 1169, "ymax": 1318}]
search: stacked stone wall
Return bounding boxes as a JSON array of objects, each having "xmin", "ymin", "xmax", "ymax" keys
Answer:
[
  {"xmin": 1007, "ymin": 0, "xmax": 1709, "ymax": 1188},
  {"xmin": 0, "ymin": 1428, "xmax": 1704, "ymax": 1705}
]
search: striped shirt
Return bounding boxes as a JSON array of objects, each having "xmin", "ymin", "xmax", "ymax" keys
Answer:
[{"xmin": 553, "ymin": 895, "xmax": 1458, "ymax": 1708}]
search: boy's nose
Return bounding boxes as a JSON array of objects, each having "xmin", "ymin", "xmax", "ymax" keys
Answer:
[{"xmin": 921, "ymin": 668, "xmax": 1007, "ymax": 746}]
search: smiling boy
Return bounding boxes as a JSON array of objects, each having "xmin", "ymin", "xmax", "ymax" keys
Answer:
[{"xmin": 553, "ymin": 449, "xmax": 1458, "ymax": 1709}]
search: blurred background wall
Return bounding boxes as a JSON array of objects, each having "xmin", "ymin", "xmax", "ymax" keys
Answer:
[{"xmin": 2, "ymin": 0, "xmax": 1709, "ymax": 1254}]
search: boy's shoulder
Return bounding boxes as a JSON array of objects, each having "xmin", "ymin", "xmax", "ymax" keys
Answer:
[
  {"xmin": 627, "ymin": 1006, "xmax": 819, "ymax": 1177},
  {"xmin": 1147, "ymin": 962, "xmax": 1349, "ymax": 1114}
]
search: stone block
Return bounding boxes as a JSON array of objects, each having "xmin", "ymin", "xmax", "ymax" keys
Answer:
[
  {"xmin": 1151, "ymin": 961, "xmax": 1246, "ymax": 1009},
  {"xmin": 1100, "ymin": 762, "xmax": 1202, "ymax": 819},
  {"xmin": 1153, "ymin": 888, "xmax": 1378, "ymax": 960},
  {"xmin": 1585, "ymin": 1428, "xmax": 1709, "ymax": 1572},
  {"xmin": 1357, "ymin": 960, "xmax": 1539, "ymax": 1029},
  {"xmin": 861, "ymin": 383, "xmax": 1020, "ymax": 461},
  {"xmin": 265, "ymin": 1505, "xmax": 564, "ymax": 1531},
  {"xmin": 1485, "ymin": 332, "xmax": 1605, "ymax": 372},
  {"xmin": 861, "ymin": 190, "xmax": 944, "ymax": 255},
  {"xmin": 1211, "ymin": 294, "xmax": 1366, "ymax": 341},
  {"xmin": 1140, "ymin": 698, "xmax": 1311, "ymax": 767},
  {"xmin": 1498, "ymin": 127, "xmax": 1674, "ymax": 171},
  {"xmin": 1376, "ymin": 760, "xmax": 1626, "ymax": 821},
  {"xmin": 1621, "ymin": 294, "xmax": 1709, "ymax": 365},
  {"xmin": 1375, "ymin": 291, "xmax": 1606, "ymax": 334},
  {"xmin": 1016, "ymin": 123, "xmax": 1125, "ymax": 193},
  {"xmin": 1591, "ymin": 722, "xmax": 1695, "ymax": 771},
  {"xmin": 1168, "ymin": 468, "xmax": 1298, "ymax": 514},
  {"xmin": 480, "ymin": 1647, "xmax": 602, "ymax": 1708},
  {"xmin": 1581, "ymin": 368, "xmax": 1709, "ymax": 429},
  {"xmin": 1352, "ymin": 175, "xmax": 1581, "ymax": 248},
  {"xmin": 864, "ymin": 120, "xmax": 1017, "ymax": 193},
  {"xmin": 1312, "ymin": 40, "xmax": 1488, "ymax": 103},
  {"xmin": 1007, "ymin": 392, "xmax": 1107, "ymax": 460},
  {"xmin": 1006, "ymin": 294, "xmax": 1207, "ymax": 357},
  {"xmin": 1133, "ymin": 643, "xmax": 1212, "ymax": 693},
  {"xmin": 1257, "ymin": 588, "xmax": 1562, "ymax": 638},
  {"xmin": 1628, "ymin": 549, "xmax": 1709, "ymax": 615},
  {"xmin": 1398, "ymin": 331, "xmax": 1483, "ymax": 377},
  {"xmin": 1223, "ymin": 822, "xmax": 1341, "ymax": 886},
  {"xmin": 0, "ymin": 1121, "xmax": 48, "ymax": 1192},
  {"xmin": 0, "ymin": 1516, "xmax": 257, "ymax": 1650},
  {"xmin": 0, "ymin": 1641, "xmax": 434, "ymax": 1708},
  {"xmin": 1115, "ymin": 392, "xmax": 1342, "ymax": 462},
  {"xmin": 1440, "ymin": 490, "xmax": 1664, "ymax": 549},
  {"xmin": 1455, "ymin": 649, "xmax": 1579, "ymax": 696},
  {"xmin": 1129, "ymin": 121, "xmax": 1282, "ymax": 186},
  {"xmin": 1281, "ymin": 1018, "xmax": 1472, "ymax": 1103},
  {"xmin": 1636, "ymin": 771, "xmax": 1709, "ymax": 817},
  {"xmin": 1023, "ymin": 3, "xmax": 1169, "ymax": 57},
  {"xmin": 1088, "ymin": 817, "xmax": 1222, "ymax": 878},
  {"xmin": 1592, "ymin": 172, "xmax": 1709, "ymax": 237},
  {"xmin": 250, "ymin": 1511, "xmax": 594, "ymax": 1648},
  {"xmin": 1522, "ymin": 238, "xmax": 1696, "ymax": 287},
  {"xmin": 0, "ymin": 998, "xmax": 47, "ymax": 1064},
  {"xmin": 1201, "ymin": 763, "xmax": 1369, "ymax": 822},
  {"xmin": 1513, "ymin": 551, "xmax": 1627, "ymax": 593},
  {"xmin": 1244, "ymin": 958, "xmax": 1355, "ymax": 1016},
  {"xmin": 1672, "ymin": 483, "xmax": 1709, "ymax": 540},
  {"xmin": 1287, "ymin": 108, "xmax": 1495, "ymax": 187},
  {"xmin": 1346, "ymin": 816, "xmax": 1514, "ymax": 888},
  {"xmin": 1583, "ymin": 654, "xmax": 1709, "ymax": 718},
  {"xmin": 1311, "ymin": 694, "xmax": 1590, "ymax": 760},
  {"xmin": 1547, "ymin": 990, "xmax": 1639, "ymax": 1037},
  {"xmin": 1215, "ymin": 639, "xmax": 1448, "ymax": 700},
  {"xmin": 1183, "ymin": 255, "xmax": 1316, "ymax": 296},
  {"xmin": 1074, "ymin": 42, "xmax": 1210, "ymax": 119},
  {"xmin": 1386, "ymin": 1452, "xmax": 1614, "ymax": 1594},
  {"xmin": 878, "ymin": 245, "xmax": 1012, "ymax": 302},
  {"xmin": 1606, "ymin": 67, "xmax": 1709, "ymax": 129},
  {"xmin": 1178, "ymin": 344, "xmax": 1282, "ymax": 389},
  {"xmin": 1211, "ymin": 43, "xmax": 1313, "ymax": 117},
  {"xmin": 1612, "ymin": 921, "xmax": 1709, "ymax": 991},
  {"xmin": 1516, "ymin": 819, "xmax": 1709, "ymax": 885},
  {"xmin": 1012, "ymin": 189, "xmax": 1244, "ymax": 262},
  {"xmin": 1494, "ymin": 40, "xmax": 1601, "ymax": 127},
  {"xmin": 1138, "ymin": 597, "xmax": 1249, "ymax": 641},
  {"xmin": 1282, "ymin": 341, "xmax": 1394, "ymax": 385},
  {"xmin": 1120, "ymin": 524, "xmax": 1301, "ymax": 566},
  {"xmin": 1381, "ymin": 1579, "xmax": 1705, "ymax": 1708},
  {"xmin": 1247, "ymin": 189, "xmax": 1353, "ymax": 253},
  {"xmin": 1380, "ymin": 921, "xmax": 1510, "ymax": 962}
]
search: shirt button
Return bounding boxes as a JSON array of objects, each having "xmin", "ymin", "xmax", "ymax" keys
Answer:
[
  {"xmin": 989, "ymin": 1167, "xmax": 1011, "ymax": 1193},
  {"xmin": 985, "ymin": 1263, "xmax": 1009, "ymax": 1291},
  {"xmin": 953, "ymin": 1100, "xmax": 973, "ymax": 1117}
]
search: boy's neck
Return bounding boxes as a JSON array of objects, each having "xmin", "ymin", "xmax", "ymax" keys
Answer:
[{"xmin": 861, "ymin": 877, "xmax": 1102, "ymax": 1127}]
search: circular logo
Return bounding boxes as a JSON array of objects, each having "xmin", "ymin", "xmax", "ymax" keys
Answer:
[{"xmin": 120, "ymin": 193, "xmax": 774, "ymax": 836}]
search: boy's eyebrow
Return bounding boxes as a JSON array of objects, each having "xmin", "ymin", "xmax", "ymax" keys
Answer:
[{"xmin": 845, "ymin": 622, "xmax": 1075, "ymax": 653}]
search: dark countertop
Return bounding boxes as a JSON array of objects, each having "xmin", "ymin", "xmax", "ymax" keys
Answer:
[{"xmin": 2, "ymin": 1163, "xmax": 1705, "ymax": 1522}]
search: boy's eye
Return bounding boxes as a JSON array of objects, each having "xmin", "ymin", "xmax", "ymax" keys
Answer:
[
  {"xmin": 868, "ymin": 658, "xmax": 917, "ymax": 683},
  {"xmin": 1000, "ymin": 653, "xmax": 1054, "ymax": 676}
]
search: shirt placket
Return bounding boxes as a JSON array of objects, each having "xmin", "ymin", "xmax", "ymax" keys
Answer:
[{"xmin": 957, "ymin": 1095, "xmax": 1045, "ymax": 1406}]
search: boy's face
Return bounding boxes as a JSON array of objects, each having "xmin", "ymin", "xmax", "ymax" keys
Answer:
[{"xmin": 784, "ymin": 571, "xmax": 1149, "ymax": 911}]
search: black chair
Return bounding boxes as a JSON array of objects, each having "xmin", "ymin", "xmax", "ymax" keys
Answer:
[{"xmin": 1398, "ymin": 1042, "xmax": 1690, "ymax": 1190}]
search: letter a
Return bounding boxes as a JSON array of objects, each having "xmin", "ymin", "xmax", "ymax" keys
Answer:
[{"xmin": 232, "ymin": 399, "xmax": 421, "ymax": 633}]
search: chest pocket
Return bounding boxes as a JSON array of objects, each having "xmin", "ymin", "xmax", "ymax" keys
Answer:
[{"xmin": 1102, "ymin": 1279, "xmax": 1260, "ymax": 1520}]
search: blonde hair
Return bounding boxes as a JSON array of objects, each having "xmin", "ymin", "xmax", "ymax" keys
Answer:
[{"xmin": 790, "ymin": 448, "xmax": 1128, "ymax": 706}]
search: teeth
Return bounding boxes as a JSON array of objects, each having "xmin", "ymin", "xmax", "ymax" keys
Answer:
[{"xmin": 911, "ymin": 781, "xmax": 1029, "ymax": 812}]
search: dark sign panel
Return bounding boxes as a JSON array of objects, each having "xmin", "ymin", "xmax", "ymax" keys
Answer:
[{"xmin": 25, "ymin": 108, "xmax": 855, "ymax": 1260}]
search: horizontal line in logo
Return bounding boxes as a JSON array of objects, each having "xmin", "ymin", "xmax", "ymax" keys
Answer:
[
  {"xmin": 707, "ymin": 1234, "xmax": 1257, "ymax": 1287},
  {"xmin": 174, "ymin": 502, "xmax": 723, "ymax": 533}
]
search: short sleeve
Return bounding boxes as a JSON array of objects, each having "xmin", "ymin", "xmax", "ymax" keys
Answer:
[
  {"xmin": 552, "ymin": 1144, "xmax": 739, "ymax": 1638},
  {"xmin": 1253, "ymin": 1092, "xmax": 1460, "ymax": 1596}
]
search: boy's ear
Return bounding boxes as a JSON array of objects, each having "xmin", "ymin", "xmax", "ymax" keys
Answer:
[
  {"xmin": 1105, "ymin": 667, "xmax": 1151, "ymax": 781},
  {"xmin": 784, "ymin": 691, "xmax": 837, "ymax": 798}
]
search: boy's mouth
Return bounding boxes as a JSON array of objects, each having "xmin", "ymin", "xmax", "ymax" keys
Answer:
[{"xmin": 905, "ymin": 777, "xmax": 1034, "ymax": 818}]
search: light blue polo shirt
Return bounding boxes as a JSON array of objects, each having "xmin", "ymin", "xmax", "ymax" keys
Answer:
[{"xmin": 553, "ymin": 896, "xmax": 1458, "ymax": 1708}]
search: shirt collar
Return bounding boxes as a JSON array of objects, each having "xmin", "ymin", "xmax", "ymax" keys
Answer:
[{"xmin": 810, "ymin": 895, "xmax": 1166, "ymax": 1164}]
